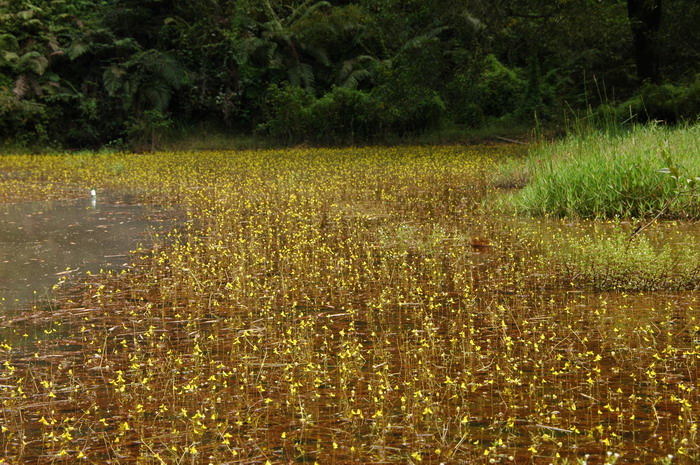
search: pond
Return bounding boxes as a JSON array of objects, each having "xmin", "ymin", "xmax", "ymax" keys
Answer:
[
  {"xmin": 0, "ymin": 192, "xmax": 167, "ymax": 312},
  {"xmin": 0, "ymin": 146, "xmax": 698, "ymax": 465}
]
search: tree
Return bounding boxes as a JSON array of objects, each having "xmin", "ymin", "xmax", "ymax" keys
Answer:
[
  {"xmin": 102, "ymin": 46, "xmax": 188, "ymax": 113},
  {"xmin": 627, "ymin": 0, "xmax": 662, "ymax": 83},
  {"xmin": 235, "ymin": 0, "xmax": 334, "ymax": 91}
]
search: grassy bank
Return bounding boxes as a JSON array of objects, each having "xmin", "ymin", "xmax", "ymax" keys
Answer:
[
  {"xmin": 155, "ymin": 122, "xmax": 535, "ymax": 152},
  {"xmin": 511, "ymin": 124, "xmax": 700, "ymax": 219},
  {"xmin": 1, "ymin": 120, "xmax": 537, "ymax": 155}
]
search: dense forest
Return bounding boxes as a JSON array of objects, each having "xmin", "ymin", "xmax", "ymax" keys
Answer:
[{"xmin": 1, "ymin": 0, "xmax": 699, "ymax": 149}]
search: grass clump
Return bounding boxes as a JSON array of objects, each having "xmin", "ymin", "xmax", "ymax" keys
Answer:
[
  {"xmin": 490, "ymin": 156, "xmax": 530, "ymax": 189},
  {"xmin": 513, "ymin": 124, "xmax": 700, "ymax": 219}
]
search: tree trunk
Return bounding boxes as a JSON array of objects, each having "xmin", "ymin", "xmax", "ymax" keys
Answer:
[{"xmin": 627, "ymin": 0, "xmax": 662, "ymax": 83}]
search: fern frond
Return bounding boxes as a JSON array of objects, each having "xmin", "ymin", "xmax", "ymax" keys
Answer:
[
  {"xmin": 0, "ymin": 33, "xmax": 19, "ymax": 52},
  {"xmin": 340, "ymin": 69, "xmax": 371, "ymax": 89},
  {"xmin": 103, "ymin": 65, "xmax": 126, "ymax": 95},
  {"xmin": 66, "ymin": 40, "xmax": 90, "ymax": 60},
  {"xmin": 13, "ymin": 74, "xmax": 31, "ymax": 98},
  {"xmin": 20, "ymin": 52, "xmax": 49, "ymax": 75}
]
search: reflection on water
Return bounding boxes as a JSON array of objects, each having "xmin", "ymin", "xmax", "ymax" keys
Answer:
[{"xmin": 0, "ymin": 193, "xmax": 167, "ymax": 311}]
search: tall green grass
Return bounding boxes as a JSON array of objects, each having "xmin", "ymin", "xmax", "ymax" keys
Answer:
[{"xmin": 513, "ymin": 124, "xmax": 700, "ymax": 219}]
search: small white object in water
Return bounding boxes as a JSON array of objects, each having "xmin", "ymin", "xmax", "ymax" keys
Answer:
[{"xmin": 90, "ymin": 187, "xmax": 96, "ymax": 197}]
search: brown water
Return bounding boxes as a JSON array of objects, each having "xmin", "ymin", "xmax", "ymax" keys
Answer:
[
  {"xmin": 0, "ymin": 193, "xmax": 167, "ymax": 311},
  {"xmin": 0, "ymin": 146, "xmax": 698, "ymax": 464}
]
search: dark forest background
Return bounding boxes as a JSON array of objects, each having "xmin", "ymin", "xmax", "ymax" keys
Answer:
[{"xmin": 1, "ymin": 0, "xmax": 698, "ymax": 149}]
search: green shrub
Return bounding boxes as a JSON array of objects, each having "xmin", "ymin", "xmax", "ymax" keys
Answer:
[
  {"xmin": 451, "ymin": 101, "xmax": 485, "ymax": 127},
  {"xmin": 447, "ymin": 54, "xmax": 558, "ymax": 125},
  {"xmin": 259, "ymin": 84, "xmax": 313, "ymax": 143},
  {"xmin": 260, "ymin": 85, "xmax": 381, "ymax": 144},
  {"xmin": 677, "ymin": 76, "xmax": 700, "ymax": 119},
  {"xmin": 373, "ymin": 79, "xmax": 446, "ymax": 135},
  {"xmin": 515, "ymin": 57, "xmax": 558, "ymax": 122},
  {"xmin": 476, "ymin": 55, "xmax": 525, "ymax": 118},
  {"xmin": 0, "ymin": 83, "xmax": 52, "ymax": 147},
  {"xmin": 445, "ymin": 71, "xmax": 485, "ymax": 127},
  {"xmin": 613, "ymin": 75, "xmax": 700, "ymax": 123},
  {"xmin": 384, "ymin": 90, "xmax": 445, "ymax": 133},
  {"xmin": 126, "ymin": 110, "xmax": 173, "ymax": 152},
  {"xmin": 262, "ymin": 79, "xmax": 448, "ymax": 144},
  {"xmin": 306, "ymin": 87, "xmax": 379, "ymax": 144}
]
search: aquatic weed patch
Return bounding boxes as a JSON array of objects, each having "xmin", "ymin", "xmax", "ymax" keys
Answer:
[
  {"xmin": 542, "ymin": 222, "xmax": 700, "ymax": 291},
  {"xmin": 0, "ymin": 145, "xmax": 699, "ymax": 464},
  {"xmin": 0, "ymin": 153, "xmax": 133, "ymax": 202}
]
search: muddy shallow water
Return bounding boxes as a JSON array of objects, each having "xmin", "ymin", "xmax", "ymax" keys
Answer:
[
  {"xmin": 0, "ymin": 146, "xmax": 698, "ymax": 464},
  {"xmin": 0, "ymin": 192, "xmax": 167, "ymax": 311}
]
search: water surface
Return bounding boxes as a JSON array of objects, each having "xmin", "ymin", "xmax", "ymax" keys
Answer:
[{"xmin": 0, "ymin": 193, "xmax": 167, "ymax": 311}]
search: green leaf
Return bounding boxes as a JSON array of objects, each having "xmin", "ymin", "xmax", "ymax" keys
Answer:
[
  {"xmin": 1, "ymin": 51, "xmax": 20, "ymax": 63},
  {"xmin": 103, "ymin": 65, "xmax": 126, "ymax": 95},
  {"xmin": 44, "ymin": 72, "xmax": 60, "ymax": 82},
  {"xmin": 0, "ymin": 34, "xmax": 20, "ymax": 52},
  {"xmin": 21, "ymin": 53, "xmax": 49, "ymax": 75},
  {"xmin": 66, "ymin": 40, "xmax": 90, "ymax": 60},
  {"xmin": 16, "ymin": 10, "xmax": 35, "ymax": 20},
  {"xmin": 113, "ymin": 38, "xmax": 141, "ymax": 52}
]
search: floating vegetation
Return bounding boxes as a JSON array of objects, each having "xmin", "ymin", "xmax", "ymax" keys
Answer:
[
  {"xmin": 0, "ymin": 144, "xmax": 699, "ymax": 464},
  {"xmin": 543, "ymin": 223, "xmax": 700, "ymax": 291}
]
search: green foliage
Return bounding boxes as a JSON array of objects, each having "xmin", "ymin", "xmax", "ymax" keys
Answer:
[
  {"xmin": 446, "ymin": 54, "xmax": 561, "ymax": 126},
  {"xmin": 0, "ymin": 83, "xmax": 51, "ymax": 147},
  {"xmin": 515, "ymin": 56, "xmax": 558, "ymax": 122},
  {"xmin": 261, "ymin": 59, "xmax": 448, "ymax": 143},
  {"xmin": 259, "ymin": 83, "xmax": 313, "ymax": 142},
  {"xmin": 659, "ymin": 148, "xmax": 700, "ymax": 193},
  {"xmin": 513, "ymin": 124, "xmax": 700, "ymax": 219},
  {"xmin": 476, "ymin": 54, "xmax": 525, "ymax": 118},
  {"xmin": 613, "ymin": 75, "xmax": 700, "ymax": 123},
  {"xmin": 0, "ymin": 0, "xmax": 138, "ymax": 147},
  {"xmin": 373, "ymin": 80, "xmax": 446, "ymax": 135},
  {"xmin": 306, "ymin": 86, "xmax": 379, "ymax": 144},
  {"xmin": 126, "ymin": 110, "xmax": 173, "ymax": 151},
  {"xmin": 445, "ymin": 70, "xmax": 485, "ymax": 127},
  {"xmin": 103, "ymin": 49, "xmax": 188, "ymax": 113},
  {"xmin": 1, "ymin": 0, "xmax": 700, "ymax": 148},
  {"xmin": 358, "ymin": 20, "xmax": 452, "ymax": 134},
  {"xmin": 260, "ymin": 84, "xmax": 381, "ymax": 144}
]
